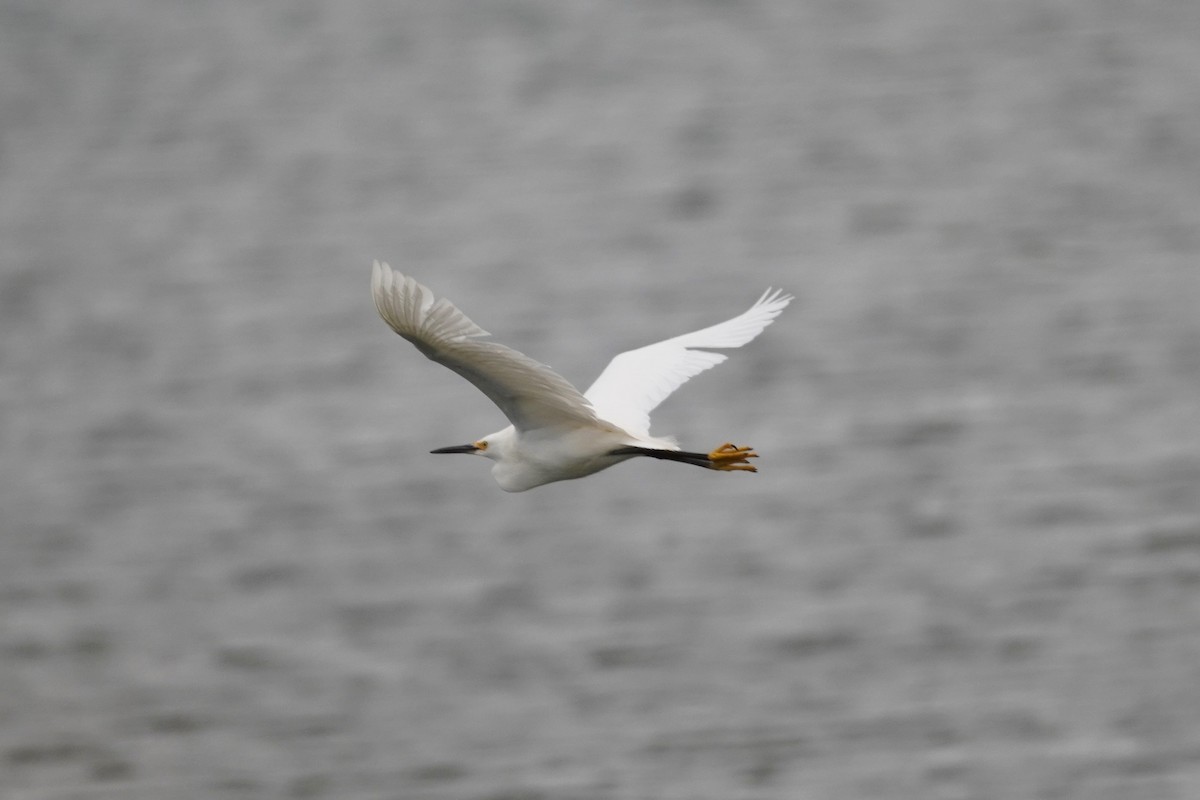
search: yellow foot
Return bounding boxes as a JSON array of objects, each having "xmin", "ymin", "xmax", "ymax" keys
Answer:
[{"xmin": 708, "ymin": 442, "xmax": 758, "ymax": 472}]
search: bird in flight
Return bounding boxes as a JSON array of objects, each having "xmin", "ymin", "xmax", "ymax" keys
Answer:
[{"xmin": 371, "ymin": 261, "xmax": 791, "ymax": 491}]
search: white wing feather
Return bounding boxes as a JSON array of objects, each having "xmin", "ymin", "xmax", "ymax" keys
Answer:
[
  {"xmin": 584, "ymin": 288, "xmax": 793, "ymax": 437},
  {"xmin": 372, "ymin": 261, "xmax": 601, "ymax": 432}
]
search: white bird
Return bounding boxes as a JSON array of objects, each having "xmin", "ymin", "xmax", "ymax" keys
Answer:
[{"xmin": 371, "ymin": 261, "xmax": 791, "ymax": 492}]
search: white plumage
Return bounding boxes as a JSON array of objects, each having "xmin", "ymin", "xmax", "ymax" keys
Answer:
[
  {"xmin": 582, "ymin": 286, "xmax": 792, "ymax": 438},
  {"xmin": 371, "ymin": 261, "xmax": 791, "ymax": 491}
]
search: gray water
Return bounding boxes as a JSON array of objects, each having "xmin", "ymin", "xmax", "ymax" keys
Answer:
[{"xmin": 3, "ymin": 2, "xmax": 1200, "ymax": 798}]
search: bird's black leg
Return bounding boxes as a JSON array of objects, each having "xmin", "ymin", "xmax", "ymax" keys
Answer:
[
  {"xmin": 608, "ymin": 444, "xmax": 757, "ymax": 472},
  {"xmin": 608, "ymin": 445, "xmax": 711, "ymax": 468}
]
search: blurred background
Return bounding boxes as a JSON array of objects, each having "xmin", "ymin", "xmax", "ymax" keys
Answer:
[{"xmin": 3, "ymin": 1, "xmax": 1200, "ymax": 798}]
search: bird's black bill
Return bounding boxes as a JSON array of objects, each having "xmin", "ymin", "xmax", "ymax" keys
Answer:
[{"xmin": 430, "ymin": 444, "xmax": 478, "ymax": 454}]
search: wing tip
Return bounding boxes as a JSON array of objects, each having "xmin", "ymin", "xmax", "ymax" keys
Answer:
[
  {"xmin": 754, "ymin": 286, "xmax": 795, "ymax": 311},
  {"xmin": 370, "ymin": 260, "xmax": 493, "ymax": 342},
  {"xmin": 371, "ymin": 260, "xmax": 387, "ymax": 302},
  {"xmin": 371, "ymin": 259, "xmax": 423, "ymax": 335}
]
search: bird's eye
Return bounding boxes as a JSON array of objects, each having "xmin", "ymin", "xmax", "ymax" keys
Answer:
[{"xmin": 475, "ymin": 440, "xmax": 488, "ymax": 451}]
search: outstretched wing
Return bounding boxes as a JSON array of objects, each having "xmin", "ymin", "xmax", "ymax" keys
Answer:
[
  {"xmin": 583, "ymin": 288, "xmax": 792, "ymax": 437},
  {"xmin": 371, "ymin": 261, "xmax": 601, "ymax": 432}
]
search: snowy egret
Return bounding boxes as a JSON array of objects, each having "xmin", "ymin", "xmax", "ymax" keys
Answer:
[{"xmin": 371, "ymin": 261, "xmax": 791, "ymax": 491}]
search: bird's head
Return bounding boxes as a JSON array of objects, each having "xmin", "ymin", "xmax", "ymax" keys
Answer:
[
  {"xmin": 430, "ymin": 439, "xmax": 490, "ymax": 458},
  {"xmin": 430, "ymin": 427, "xmax": 511, "ymax": 462}
]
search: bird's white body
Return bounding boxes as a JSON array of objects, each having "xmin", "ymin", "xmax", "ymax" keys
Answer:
[
  {"xmin": 371, "ymin": 261, "xmax": 791, "ymax": 491},
  {"xmin": 480, "ymin": 425, "xmax": 647, "ymax": 492}
]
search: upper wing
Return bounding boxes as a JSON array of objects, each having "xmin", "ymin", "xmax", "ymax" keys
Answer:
[
  {"xmin": 583, "ymin": 287, "xmax": 792, "ymax": 437},
  {"xmin": 371, "ymin": 261, "xmax": 601, "ymax": 432}
]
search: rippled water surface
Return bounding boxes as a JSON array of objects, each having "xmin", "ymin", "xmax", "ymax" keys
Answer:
[{"xmin": 3, "ymin": 2, "xmax": 1200, "ymax": 798}]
